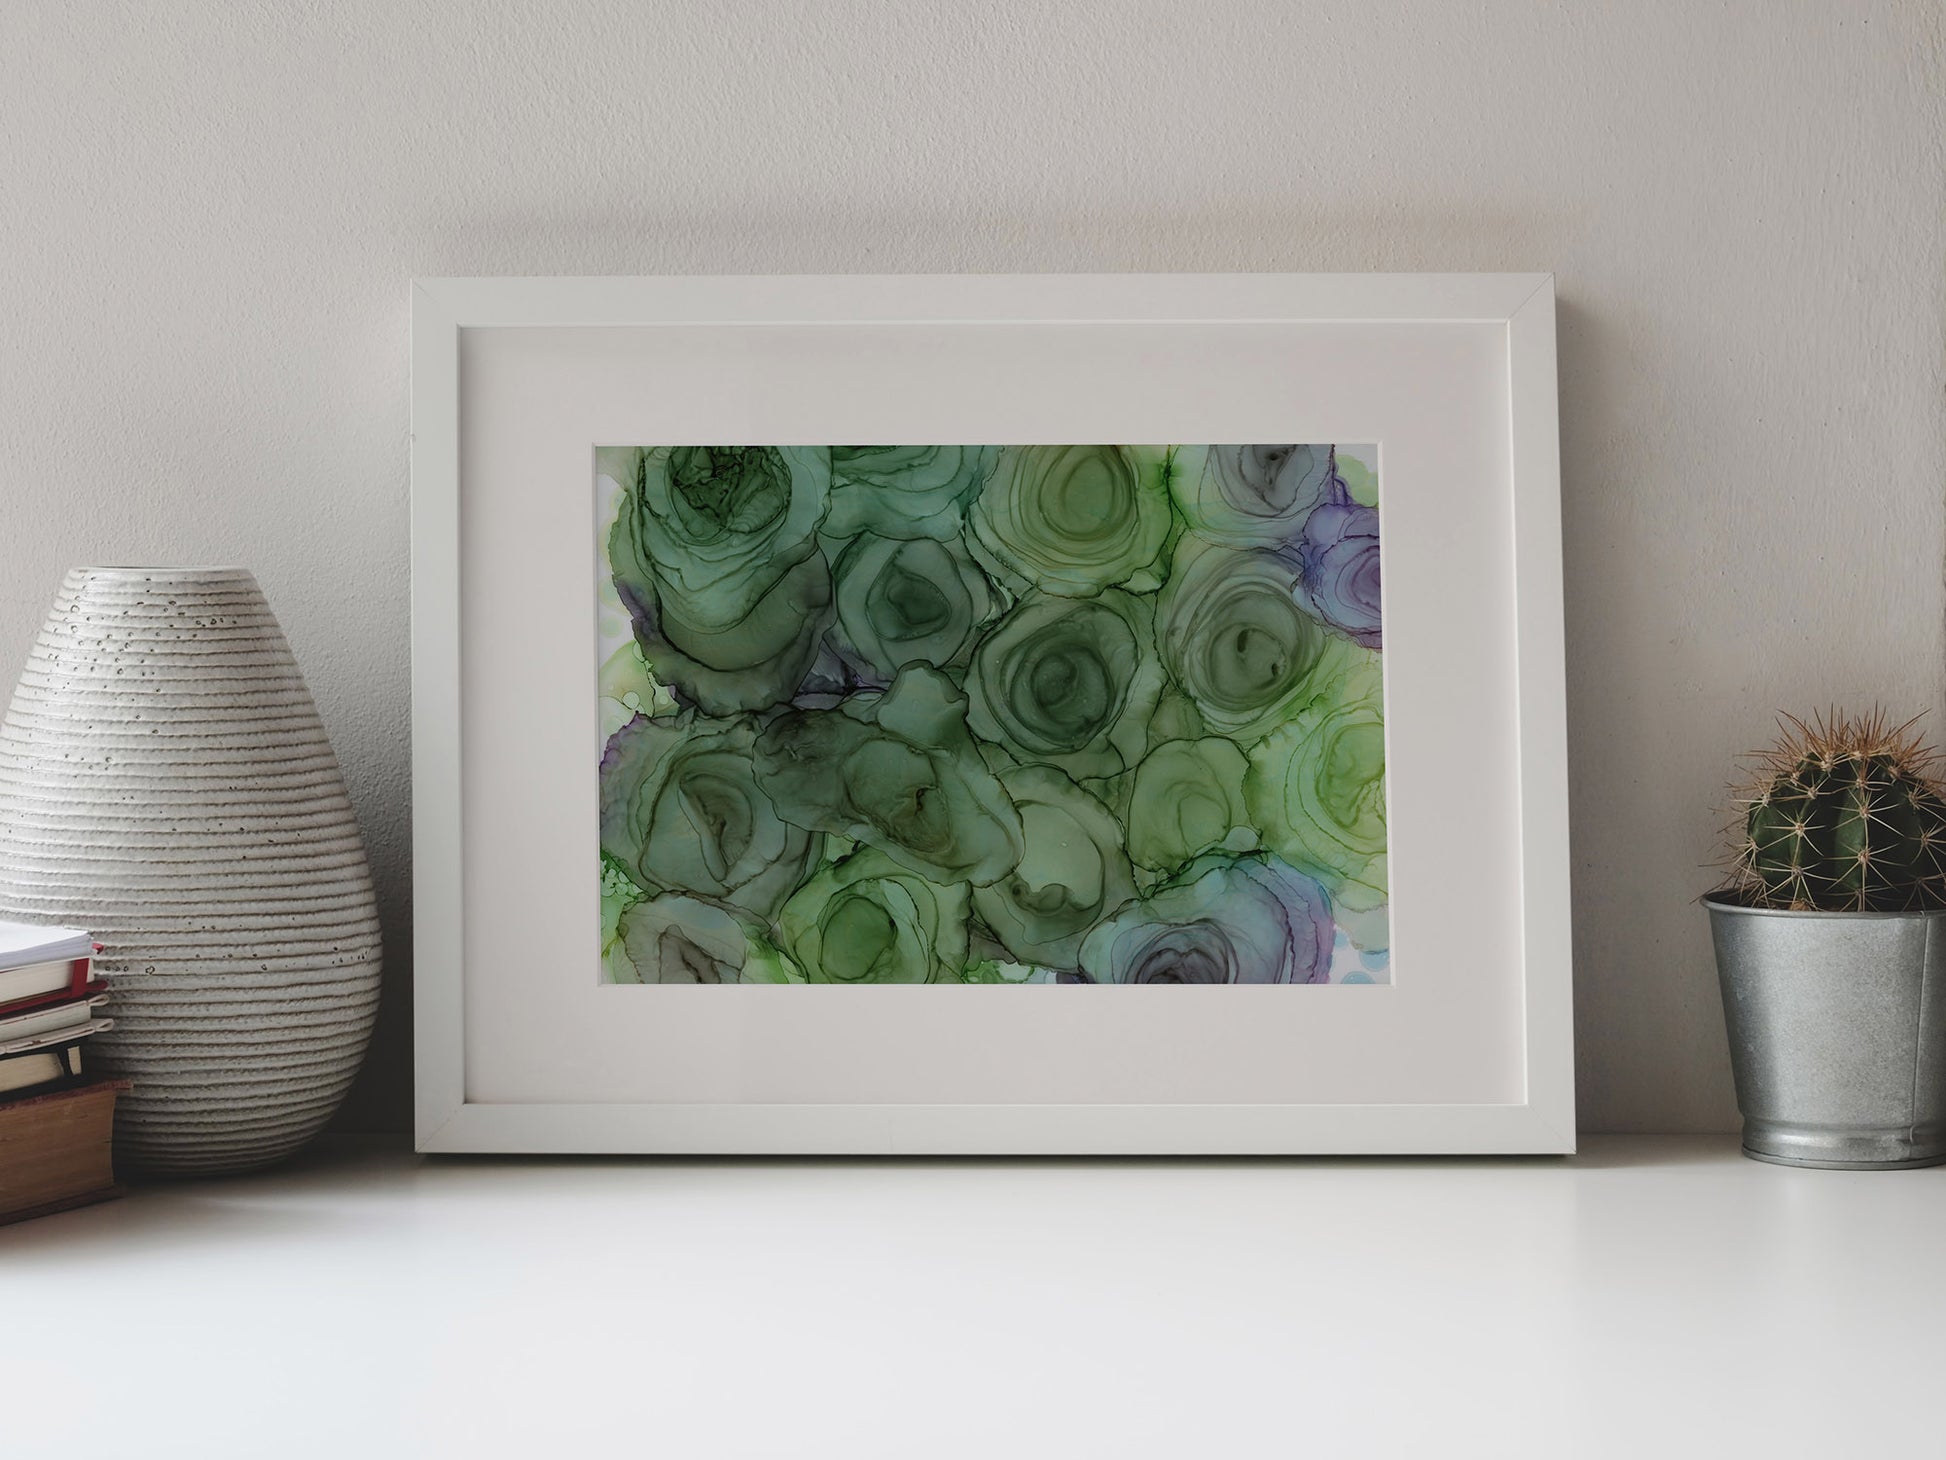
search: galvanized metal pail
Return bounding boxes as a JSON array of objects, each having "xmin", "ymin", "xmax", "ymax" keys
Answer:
[{"xmin": 1705, "ymin": 897, "xmax": 1946, "ymax": 1168}]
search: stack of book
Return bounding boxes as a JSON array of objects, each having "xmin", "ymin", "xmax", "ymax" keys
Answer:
[{"xmin": 0, "ymin": 920, "xmax": 127, "ymax": 1224}]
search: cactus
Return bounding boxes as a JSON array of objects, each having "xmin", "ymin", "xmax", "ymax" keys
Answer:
[{"xmin": 1731, "ymin": 711, "xmax": 1946, "ymax": 911}]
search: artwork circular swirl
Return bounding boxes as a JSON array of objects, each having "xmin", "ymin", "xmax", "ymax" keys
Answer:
[{"xmin": 597, "ymin": 443, "xmax": 1388, "ymax": 986}]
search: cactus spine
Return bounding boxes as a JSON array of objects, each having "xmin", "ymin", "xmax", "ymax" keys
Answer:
[{"xmin": 1733, "ymin": 711, "xmax": 1946, "ymax": 912}]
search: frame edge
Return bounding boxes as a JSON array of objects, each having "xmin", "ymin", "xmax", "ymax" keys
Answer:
[
  {"xmin": 1508, "ymin": 275, "xmax": 1576, "ymax": 1152},
  {"xmin": 411, "ymin": 280, "xmax": 467, "ymax": 1150},
  {"xmin": 409, "ymin": 272, "xmax": 1576, "ymax": 1155}
]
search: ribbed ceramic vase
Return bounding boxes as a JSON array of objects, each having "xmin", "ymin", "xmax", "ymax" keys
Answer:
[{"xmin": 0, "ymin": 568, "xmax": 381, "ymax": 1176}]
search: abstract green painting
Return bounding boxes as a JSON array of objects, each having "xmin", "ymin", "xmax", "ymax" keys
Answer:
[{"xmin": 596, "ymin": 444, "xmax": 1387, "ymax": 985}]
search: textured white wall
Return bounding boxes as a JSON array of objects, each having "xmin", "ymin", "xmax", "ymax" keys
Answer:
[{"xmin": 2, "ymin": 2, "xmax": 1940, "ymax": 1132}]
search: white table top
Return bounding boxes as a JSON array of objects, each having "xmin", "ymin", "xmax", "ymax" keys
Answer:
[{"xmin": 6, "ymin": 1136, "xmax": 1942, "ymax": 1458}]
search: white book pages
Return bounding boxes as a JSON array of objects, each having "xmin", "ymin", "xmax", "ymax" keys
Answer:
[
  {"xmin": 0, "ymin": 920, "xmax": 95, "ymax": 966},
  {"xmin": 0, "ymin": 1016, "xmax": 113, "ymax": 1058},
  {"xmin": 0, "ymin": 994, "xmax": 109, "ymax": 1043}
]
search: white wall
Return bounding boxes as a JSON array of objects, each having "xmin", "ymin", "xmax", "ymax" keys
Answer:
[{"xmin": 2, "ymin": 1, "xmax": 1940, "ymax": 1132}]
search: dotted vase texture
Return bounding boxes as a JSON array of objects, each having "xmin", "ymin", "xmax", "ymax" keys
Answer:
[{"xmin": 0, "ymin": 568, "xmax": 380, "ymax": 1175}]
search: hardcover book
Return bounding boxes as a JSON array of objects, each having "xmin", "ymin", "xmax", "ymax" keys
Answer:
[{"xmin": 0, "ymin": 1077, "xmax": 129, "ymax": 1225}]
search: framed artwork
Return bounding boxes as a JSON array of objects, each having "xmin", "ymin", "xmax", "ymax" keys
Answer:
[{"xmin": 412, "ymin": 273, "xmax": 1571, "ymax": 1154}]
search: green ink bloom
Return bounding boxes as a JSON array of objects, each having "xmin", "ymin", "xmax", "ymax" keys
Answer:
[
  {"xmin": 965, "ymin": 590, "xmax": 1163, "ymax": 779},
  {"xmin": 971, "ymin": 764, "xmax": 1136, "ymax": 969},
  {"xmin": 1156, "ymin": 537, "xmax": 1329, "ymax": 743},
  {"xmin": 599, "ymin": 713, "xmax": 821, "ymax": 918},
  {"xmin": 1124, "ymin": 737, "xmax": 1256, "ymax": 870},
  {"xmin": 608, "ymin": 892, "xmax": 801, "ymax": 984},
  {"xmin": 610, "ymin": 446, "xmax": 835, "ymax": 714},
  {"xmin": 830, "ymin": 532, "xmax": 997, "ymax": 682},
  {"xmin": 610, "ymin": 446, "xmax": 830, "ymax": 627},
  {"xmin": 597, "ymin": 439, "xmax": 1391, "ymax": 985},
  {"xmin": 958, "ymin": 958, "xmax": 1051, "ymax": 984},
  {"xmin": 601, "ymin": 852, "xmax": 646, "ymax": 959},
  {"xmin": 1335, "ymin": 448, "xmax": 1379, "ymax": 508},
  {"xmin": 1170, "ymin": 444, "xmax": 1333, "ymax": 549},
  {"xmin": 970, "ymin": 445, "xmax": 1172, "ymax": 597},
  {"xmin": 777, "ymin": 848, "xmax": 970, "ymax": 984},
  {"xmin": 1146, "ymin": 689, "xmax": 1208, "ymax": 744},
  {"xmin": 1244, "ymin": 644, "xmax": 1388, "ymax": 915},
  {"xmin": 1077, "ymin": 852, "xmax": 1335, "ymax": 984},
  {"xmin": 627, "ymin": 552, "xmax": 835, "ymax": 717},
  {"xmin": 755, "ymin": 666, "xmax": 1024, "ymax": 886},
  {"xmin": 599, "ymin": 637, "xmax": 677, "ymax": 746},
  {"xmin": 827, "ymin": 445, "xmax": 996, "ymax": 540}
]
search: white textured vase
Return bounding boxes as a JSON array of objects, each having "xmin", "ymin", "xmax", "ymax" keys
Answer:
[{"xmin": 0, "ymin": 568, "xmax": 381, "ymax": 1175}]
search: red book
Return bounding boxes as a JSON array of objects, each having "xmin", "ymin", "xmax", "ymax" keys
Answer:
[{"xmin": 0, "ymin": 956, "xmax": 101, "ymax": 1020}]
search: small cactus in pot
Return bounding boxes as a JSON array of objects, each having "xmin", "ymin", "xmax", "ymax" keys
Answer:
[
  {"xmin": 1724, "ymin": 710, "xmax": 1946, "ymax": 912},
  {"xmin": 1708, "ymin": 709, "xmax": 1946, "ymax": 1168}
]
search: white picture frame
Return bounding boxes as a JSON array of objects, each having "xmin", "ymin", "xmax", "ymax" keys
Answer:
[{"xmin": 411, "ymin": 273, "xmax": 1570, "ymax": 1154}]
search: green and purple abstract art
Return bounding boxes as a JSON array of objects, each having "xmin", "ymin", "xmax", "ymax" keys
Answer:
[{"xmin": 596, "ymin": 444, "xmax": 1388, "ymax": 985}]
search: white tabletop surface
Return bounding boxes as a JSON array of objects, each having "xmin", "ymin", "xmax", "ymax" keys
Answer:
[{"xmin": 5, "ymin": 1135, "xmax": 1942, "ymax": 1459}]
